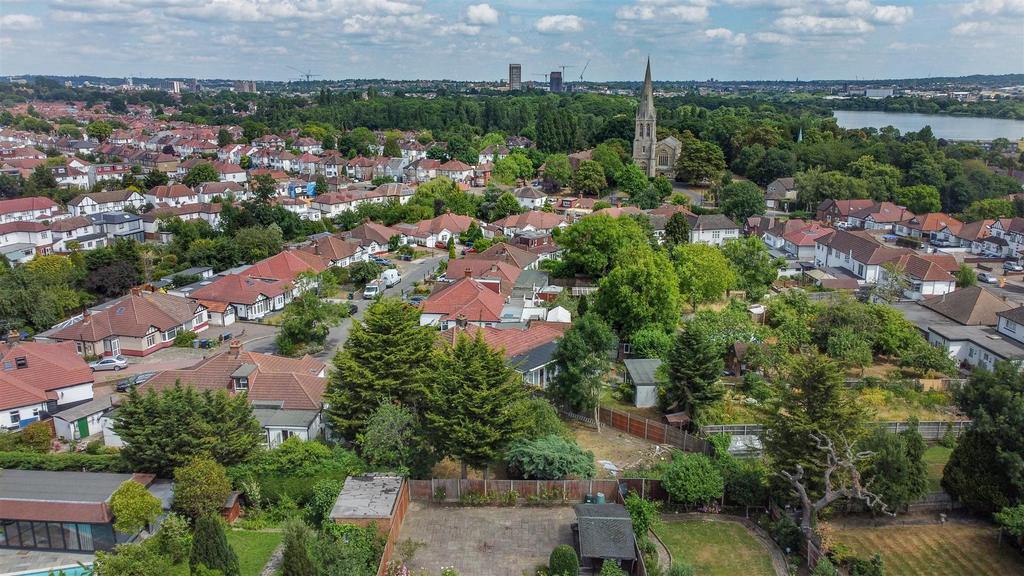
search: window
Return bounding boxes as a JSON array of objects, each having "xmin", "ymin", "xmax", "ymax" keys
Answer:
[
  {"xmin": 658, "ymin": 153, "xmax": 669, "ymax": 167},
  {"xmin": 9, "ymin": 410, "xmax": 20, "ymax": 425},
  {"xmin": 146, "ymin": 334, "xmax": 156, "ymax": 348},
  {"xmin": 75, "ymin": 341, "xmax": 83, "ymax": 354},
  {"xmin": 712, "ymin": 230, "xmax": 721, "ymax": 240},
  {"xmin": 234, "ymin": 377, "xmax": 248, "ymax": 391},
  {"xmin": 14, "ymin": 357, "xmax": 26, "ymax": 369},
  {"xmin": 1005, "ymin": 320, "xmax": 1017, "ymax": 333}
]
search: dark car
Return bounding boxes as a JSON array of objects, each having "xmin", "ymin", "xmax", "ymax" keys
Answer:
[
  {"xmin": 116, "ymin": 371, "xmax": 157, "ymax": 392},
  {"xmin": 347, "ymin": 303, "xmax": 358, "ymax": 316}
]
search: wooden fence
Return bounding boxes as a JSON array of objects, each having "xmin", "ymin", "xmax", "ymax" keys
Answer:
[
  {"xmin": 565, "ymin": 406, "xmax": 716, "ymax": 456},
  {"xmin": 701, "ymin": 420, "xmax": 971, "ymax": 441},
  {"xmin": 408, "ymin": 478, "xmax": 624, "ymax": 503}
]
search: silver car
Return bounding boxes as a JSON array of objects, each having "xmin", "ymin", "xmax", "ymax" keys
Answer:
[{"xmin": 89, "ymin": 355, "xmax": 128, "ymax": 371}]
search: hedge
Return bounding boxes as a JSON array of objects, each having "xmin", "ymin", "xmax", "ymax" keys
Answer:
[{"xmin": 0, "ymin": 451, "xmax": 131, "ymax": 472}]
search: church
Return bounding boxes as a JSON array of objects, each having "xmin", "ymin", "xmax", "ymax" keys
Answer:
[{"xmin": 632, "ymin": 58, "xmax": 681, "ymax": 178}]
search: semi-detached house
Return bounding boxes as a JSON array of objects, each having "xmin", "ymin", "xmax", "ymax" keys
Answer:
[
  {"xmin": 68, "ymin": 190, "xmax": 146, "ymax": 217},
  {"xmin": 0, "ymin": 339, "xmax": 94, "ymax": 431}
]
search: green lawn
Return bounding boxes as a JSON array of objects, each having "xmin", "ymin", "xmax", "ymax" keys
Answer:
[
  {"xmin": 655, "ymin": 518, "xmax": 775, "ymax": 576},
  {"xmin": 923, "ymin": 445, "xmax": 953, "ymax": 492},
  {"xmin": 227, "ymin": 529, "xmax": 283, "ymax": 576}
]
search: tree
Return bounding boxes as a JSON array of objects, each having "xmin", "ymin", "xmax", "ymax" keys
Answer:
[
  {"xmin": 493, "ymin": 153, "xmax": 534, "ymax": 185},
  {"xmin": 672, "ymin": 243, "xmax": 734, "ymax": 311},
  {"xmin": 250, "ymin": 173, "xmax": 278, "ymax": 203},
  {"xmin": 894, "ymin": 184, "xmax": 941, "ymax": 214},
  {"xmin": 652, "ymin": 175, "xmax": 673, "ymax": 202},
  {"xmin": 382, "ymin": 130, "xmax": 401, "ymax": 157},
  {"xmin": 490, "ymin": 192, "xmax": 524, "ymax": 221},
  {"xmin": 763, "ymin": 354, "xmax": 870, "ymax": 485},
  {"xmin": 155, "ymin": 512, "xmax": 192, "ymax": 564},
  {"xmin": 217, "ymin": 128, "xmax": 233, "ymax": 147},
  {"xmin": 314, "ymin": 175, "xmax": 328, "ymax": 196},
  {"xmin": 110, "ymin": 480, "xmax": 162, "ymax": 534},
  {"xmin": 795, "ymin": 167, "xmax": 868, "ymax": 209},
  {"xmin": 314, "ymin": 523, "xmax": 384, "ymax": 576},
  {"xmin": 617, "ymin": 164, "xmax": 656, "ymax": 209},
  {"xmin": 628, "ymin": 324, "xmax": 674, "ymax": 360},
  {"xmin": 544, "ymin": 153, "xmax": 572, "ymax": 189},
  {"xmin": 849, "ymin": 155, "xmax": 901, "ymax": 201},
  {"xmin": 506, "ymin": 435, "xmax": 596, "ymax": 480},
  {"xmin": 94, "ymin": 542, "xmax": 174, "ymax": 576},
  {"xmin": 348, "ymin": 260, "xmax": 383, "ymax": 286},
  {"xmin": 663, "ymin": 453, "xmax": 725, "ymax": 505},
  {"xmin": 812, "ymin": 557, "xmax": 839, "ymax": 576},
  {"xmin": 955, "ymin": 264, "xmax": 977, "ymax": 288},
  {"xmin": 555, "ymin": 214, "xmax": 650, "ymax": 278},
  {"xmin": 86, "ymin": 120, "xmax": 114, "ymax": 142},
  {"xmin": 594, "ymin": 248, "xmax": 680, "ymax": 338},
  {"xmin": 549, "ymin": 544, "xmax": 580, "ymax": 576},
  {"xmin": 114, "ymin": 384, "xmax": 262, "ymax": 476},
  {"xmin": 592, "ymin": 142, "xmax": 626, "ymax": 185},
  {"xmin": 663, "ymin": 211, "xmax": 691, "ymax": 249},
  {"xmin": 183, "ymin": 163, "xmax": 219, "ymax": 188},
  {"xmin": 234, "ymin": 225, "xmax": 283, "ymax": 263},
  {"xmin": 660, "ymin": 327, "xmax": 723, "ymax": 422},
  {"xmin": 281, "ymin": 520, "xmax": 316, "ymax": 576},
  {"xmin": 325, "ymin": 298, "xmax": 436, "ymax": 438},
  {"xmin": 358, "ymin": 401, "xmax": 435, "ymax": 477},
  {"xmin": 572, "ymin": 160, "xmax": 607, "ymax": 196},
  {"xmin": 722, "ymin": 236, "xmax": 780, "ymax": 301},
  {"xmin": 426, "ymin": 331, "xmax": 529, "ymax": 478},
  {"xmin": 306, "ymin": 479, "xmax": 343, "ymax": 527},
  {"xmin": 995, "ymin": 504, "xmax": 1024, "ymax": 538},
  {"xmin": 961, "ymin": 198, "xmax": 1015, "ymax": 221},
  {"xmin": 143, "ymin": 169, "xmax": 169, "ymax": 189},
  {"xmin": 860, "ymin": 425, "xmax": 928, "ymax": 510},
  {"xmin": 190, "ymin": 515, "xmax": 240, "ymax": 576},
  {"xmin": 275, "ymin": 290, "xmax": 346, "ymax": 356},
  {"xmin": 676, "ymin": 134, "xmax": 726, "ymax": 184},
  {"xmin": 718, "ymin": 181, "xmax": 765, "ymax": 221},
  {"xmin": 173, "ymin": 457, "xmax": 232, "ymax": 520},
  {"xmin": 548, "ymin": 314, "xmax": 617, "ymax": 428},
  {"xmin": 826, "ymin": 327, "xmax": 873, "ymax": 372}
]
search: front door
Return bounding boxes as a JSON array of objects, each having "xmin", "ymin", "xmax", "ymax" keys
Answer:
[{"xmin": 77, "ymin": 417, "xmax": 90, "ymax": 439}]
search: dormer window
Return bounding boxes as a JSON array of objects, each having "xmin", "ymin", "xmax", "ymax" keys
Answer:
[
  {"xmin": 231, "ymin": 363, "xmax": 256, "ymax": 392},
  {"xmin": 233, "ymin": 377, "xmax": 249, "ymax": 391},
  {"xmin": 14, "ymin": 357, "xmax": 27, "ymax": 369}
]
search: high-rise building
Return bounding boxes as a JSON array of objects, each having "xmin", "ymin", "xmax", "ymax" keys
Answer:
[
  {"xmin": 550, "ymin": 71, "xmax": 563, "ymax": 93},
  {"xmin": 509, "ymin": 64, "xmax": 522, "ymax": 90}
]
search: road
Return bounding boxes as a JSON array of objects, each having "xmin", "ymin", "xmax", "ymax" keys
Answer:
[{"xmin": 244, "ymin": 254, "xmax": 445, "ymax": 358}]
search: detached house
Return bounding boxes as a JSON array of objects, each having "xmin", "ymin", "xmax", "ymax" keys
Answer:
[
  {"xmin": 141, "ymin": 342, "xmax": 328, "ymax": 447},
  {"xmin": 440, "ymin": 322, "xmax": 568, "ymax": 388},
  {"xmin": 847, "ymin": 202, "xmax": 913, "ymax": 231},
  {"xmin": 512, "ymin": 186, "xmax": 547, "ymax": 210},
  {"xmin": 44, "ymin": 290, "xmax": 209, "ymax": 357},
  {"xmin": 895, "ymin": 213, "xmax": 963, "ymax": 242},
  {"xmin": 300, "ymin": 234, "xmax": 368, "ymax": 268},
  {"xmin": 492, "ymin": 210, "xmax": 567, "ymax": 237},
  {"xmin": 0, "ymin": 196, "xmax": 59, "ymax": 224},
  {"xmin": 146, "ymin": 184, "xmax": 198, "ymax": 207},
  {"xmin": 816, "ymin": 198, "xmax": 875, "ymax": 224},
  {"xmin": 68, "ymin": 189, "xmax": 145, "ymax": 216},
  {"xmin": 343, "ymin": 220, "xmax": 406, "ymax": 254},
  {"xmin": 814, "ymin": 229, "xmax": 912, "ymax": 283},
  {"xmin": 765, "ymin": 177, "xmax": 797, "ymax": 211},
  {"xmin": 0, "ymin": 338, "xmax": 94, "ymax": 430},
  {"xmin": 394, "ymin": 213, "xmax": 477, "ymax": 247},
  {"xmin": 50, "ymin": 215, "xmax": 106, "ymax": 252},
  {"xmin": 436, "ymin": 161, "xmax": 474, "ymax": 182},
  {"xmin": 419, "ymin": 273, "xmax": 506, "ymax": 330}
]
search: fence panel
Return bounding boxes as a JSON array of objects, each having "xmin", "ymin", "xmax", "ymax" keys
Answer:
[{"xmin": 701, "ymin": 420, "xmax": 971, "ymax": 441}]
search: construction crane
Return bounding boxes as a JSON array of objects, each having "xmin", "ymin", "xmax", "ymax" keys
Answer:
[
  {"xmin": 287, "ymin": 66, "xmax": 321, "ymax": 82},
  {"xmin": 557, "ymin": 64, "xmax": 574, "ymax": 76},
  {"xmin": 578, "ymin": 60, "xmax": 590, "ymax": 82},
  {"xmin": 532, "ymin": 73, "xmax": 550, "ymax": 83}
]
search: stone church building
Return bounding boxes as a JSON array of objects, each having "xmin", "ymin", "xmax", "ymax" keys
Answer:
[{"xmin": 632, "ymin": 59, "xmax": 681, "ymax": 178}]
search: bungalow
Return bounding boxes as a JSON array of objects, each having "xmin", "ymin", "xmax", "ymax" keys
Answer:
[
  {"xmin": 885, "ymin": 253, "xmax": 958, "ymax": 300},
  {"xmin": 419, "ymin": 273, "xmax": 506, "ymax": 330},
  {"xmin": 436, "ymin": 161, "xmax": 474, "ymax": 182},
  {"xmin": 393, "ymin": 213, "xmax": 476, "ymax": 247},
  {"xmin": 343, "ymin": 220, "xmax": 406, "ymax": 254},
  {"xmin": 371, "ymin": 182, "xmax": 414, "ymax": 204},
  {"xmin": 977, "ymin": 234, "xmax": 1011, "ymax": 258},
  {"xmin": 0, "ymin": 338, "xmax": 95, "ymax": 430},
  {"xmin": 816, "ymin": 198, "xmax": 875, "ymax": 224},
  {"xmin": 311, "ymin": 190, "xmax": 362, "ymax": 217},
  {"xmin": 814, "ymin": 229, "xmax": 912, "ymax": 283},
  {"xmin": 0, "ymin": 196, "xmax": 59, "ymax": 223},
  {"xmin": 765, "ymin": 177, "xmax": 797, "ymax": 211},
  {"xmin": 847, "ymin": 202, "xmax": 913, "ymax": 231},
  {"xmin": 895, "ymin": 213, "xmax": 963, "ymax": 241},
  {"xmin": 761, "ymin": 219, "xmax": 832, "ymax": 260},
  {"xmin": 512, "ymin": 186, "xmax": 547, "ymax": 210},
  {"xmin": 988, "ymin": 217, "xmax": 1024, "ymax": 257},
  {"xmin": 196, "ymin": 181, "xmax": 245, "ymax": 203},
  {"xmin": 44, "ymin": 290, "xmax": 209, "ymax": 357},
  {"xmin": 941, "ymin": 219, "xmax": 992, "ymax": 249},
  {"xmin": 440, "ymin": 323, "xmax": 567, "ymax": 388},
  {"xmin": 142, "ymin": 342, "xmax": 328, "ymax": 447},
  {"xmin": 300, "ymin": 234, "xmax": 368, "ymax": 268},
  {"xmin": 68, "ymin": 189, "xmax": 146, "ymax": 217},
  {"xmin": 555, "ymin": 196, "xmax": 599, "ymax": 220},
  {"xmin": 492, "ymin": 210, "xmax": 567, "ymax": 237},
  {"xmin": 467, "ymin": 241, "xmax": 540, "ymax": 271}
]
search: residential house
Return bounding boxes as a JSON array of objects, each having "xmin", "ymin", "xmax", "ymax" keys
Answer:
[
  {"xmin": 477, "ymin": 145, "xmax": 509, "ymax": 165},
  {"xmin": 142, "ymin": 343, "xmax": 328, "ymax": 446},
  {"xmin": 467, "ymin": 242, "xmax": 540, "ymax": 271},
  {"xmin": 196, "ymin": 181, "xmax": 245, "ymax": 203},
  {"xmin": 393, "ymin": 213, "xmax": 476, "ymax": 247},
  {"xmin": 275, "ymin": 197, "xmax": 322, "ymax": 221},
  {"xmin": 512, "ymin": 186, "xmax": 547, "ymax": 210},
  {"xmin": 492, "ymin": 210, "xmax": 567, "ymax": 238},
  {"xmin": 419, "ymin": 273, "xmax": 506, "ymax": 330},
  {"xmin": 293, "ymin": 137, "xmax": 322, "ymax": 154},
  {"xmin": 0, "ymin": 196, "xmax": 59, "ymax": 223},
  {"xmin": 89, "ymin": 163, "xmax": 134, "ymax": 186},
  {"xmin": 252, "ymin": 134, "xmax": 285, "ymax": 149},
  {"xmin": 0, "ymin": 221, "xmax": 52, "ymax": 260},
  {"xmin": 895, "ymin": 213, "xmax": 963, "ymax": 242},
  {"xmin": 146, "ymin": 184, "xmax": 198, "ymax": 207},
  {"xmin": 50, "ymin": 216, "xmax": 106, "ymax": 252},
  {"xmin": 988, "ymin": 217, "xmax": 1024, "ymax": 257},
  {"xmin": 43, "ymin": 290, "xmax": 209, "ymax": 357},
  {"xmin": 977, "ymin": 234, "xmax": 1012, "ymax": 258},
  {"xmin": 90, "ymin": 211, "xmax": 145, "ymax": 243},
  {"xmin": 68, "ymin": 189, "xmax": 145, "ymax": 217},
  {"xmin": 941, "ymin": 219, "xmax": 992, "ymax": 249},
  {"xmin": 403, "ymin": 158, "xmax": 440, "ymax": 182},
  {"xmin": 300, "ymin": 234, "xmax": 368, "ymax": 268},
  {"xmin": 554, "ymin": 196, "xmax": 599, "ymax": 220},
  {"xmin": 142, "ymin": 203, "xmax": 223, "ymax": 238},
  {"xmin": 763, "ymin": 219, "xmax": 833, "ymax": 260},
  {"xmin": 440, "ymin": 322, "xmax": 568, "ymax": 388},
  {"xmin": 436, "ymin": 161, "xmax": 474, "ymax": 182},
  {"xmin": 215, "ymin": 162, "xmax": 247, "ymax": 183},
  {"xmin": 816, "ymin": 198, "xmax": 875, "ymax": 224},
  {"xmin": 0, "ymin": 338, "xmax": 94, "ymax": 430},
  {"xmin": 886, "ymin": 253, "xmax": 958, "ymax": 300},
  {"xmin": 765, "ymin": 177, "xmax": 797, "ymax": 211},
  {"xmin": 847, "ymin": 202, "xmax": 913, "ymax": 231},
  {"xmin": 687, "ymin": 213, "xmax": 741, "ymax": 246},
  {"xmin": 399, "ymin": 140, "xmax": 428, "ymax": 162},
  {"xmin": 814, "ymin": 229, "xmax": 912, "ymax": 283},
  {"xmin": 343, "ymin": 221, "xmax": 406, "ymax": 254}
]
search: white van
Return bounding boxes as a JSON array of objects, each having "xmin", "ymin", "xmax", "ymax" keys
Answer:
[
  {"xmin": 381, "ymin": 268, "xmax": 401, "ymax": 288},
  {"xmin": 362, "ymin": 283, "xmax": 381, "ymax": 299}
]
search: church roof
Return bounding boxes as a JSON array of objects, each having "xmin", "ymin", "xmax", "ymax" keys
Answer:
[{"xmin": 637, "ymin": 58, "xmax": 656, "ymax": 120}]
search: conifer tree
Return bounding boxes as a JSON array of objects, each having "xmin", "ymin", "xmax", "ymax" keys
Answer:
[
  {"xmin": 281, "ymin": 520, "xmax": 316, "ymax": 576},
  {"xmin": 324, "ymin": 298, "xmax": 436, "ymax": 438},
  {"xmin": 189, "ymin": 516, "xmax": 240, "ymax": 576},
  {"xmin": 660, "ymin": 327, "xmax": 723, "ymax": 422},
  {"xmin": 426, "ymin": 331, "xmax": 529, "ymax": 478}
]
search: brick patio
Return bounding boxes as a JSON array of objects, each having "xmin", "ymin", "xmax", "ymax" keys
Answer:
[{"xmin": 396, "ymin": 502, "xmax": 576, "ymax": 576}]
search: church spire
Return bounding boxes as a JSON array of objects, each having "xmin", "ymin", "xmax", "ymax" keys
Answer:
[{"xmin": 638, "ymin": 57, "xmax": 655, "ymax": 119}]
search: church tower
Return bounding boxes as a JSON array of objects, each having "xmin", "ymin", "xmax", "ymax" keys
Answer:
[{"xmin": 633, "ymin": 58, "xmax": 657, "ymax": 177}]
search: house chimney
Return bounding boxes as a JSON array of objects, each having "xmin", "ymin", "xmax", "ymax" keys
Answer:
[
  {"xmin": 464, "ymin": 267, "xmax": 473, "ymax": 278},
  {"xmin": 130, "ymin": 287, "xmax": 142, "ymax": 297},
  {"xmin": 314, "ymin": 242, "xmax": 321, "ymax": 256},
  {"xmin": 6, "ymin": 330, "xmax": 19, "ymax": 343},
  {"xmin": 229, "ymin": 339, "xmax": 241, "ymax": 357},
  {"xmin": 82, "ymin": 310, "xmax": 91, "ymax": 324}
]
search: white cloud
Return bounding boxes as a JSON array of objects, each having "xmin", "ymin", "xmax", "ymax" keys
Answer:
[
  {"xmin": 0, "ymin": 13, "xmax": 41, "ymax": 30},
  {"xmin": 465, "ymin": 3, "xmax": 499, "ymax": 25},
  {"xmin": 842, "ymin": 1, "xmax": 913, "ymax": 25},
  {"xmin": 775, "ymin": 14, "xmax": 873, "ymax": 35},
  {"xmin": 436, "ymin": 22, "xmax": 481, "ymax": 36},
  {"xmin": 704, "ymin": 27, "xmax": 748, "ymax": 46},
  {"xmin": 535, "ymin": 14, "xmax": 583, "ymax": 33},
  {"xmin": 616, "ymin": 1, "xmax": 708, "ymax": 23},
  {"xmin": 752, "ymin": 31, "xmax": 795, "ymax": 45},
  {"xmin": 507, "ymin": 35, "xmax": 522, "ymax": 45},
  {"xmin": 951, "ymin": 21, "xmax": 995, "ymax": 35},
  {"xmin": 960, "ymin": 0, "xmax": 1024, "ymax": 17}
]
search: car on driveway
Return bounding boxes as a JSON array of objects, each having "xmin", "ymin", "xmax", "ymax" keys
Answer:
[
  {"xmin": 90, "ymin": 355, "xmax": 128, "ymax": 371},
  {"xmin": 978, "ymin": 272, "xmax": 999, "ymax": 284},
  {"xmin": 1004, "ymin": 262, "xmax": 1023, "ymax": 272},
  {"xmin": 409, "ymin": 295, "xmax": 426, "ymax": 305},
  {"xmin": 116, "ymin": 371, "xmax": 156, "ymax": 392},
  {"xmin": 346, "ymin": 303, "xmax": 358, "ymax": 316},
  {"xmin": 370, "ymin": 256, "xmax": 392, "ymax": 266}
]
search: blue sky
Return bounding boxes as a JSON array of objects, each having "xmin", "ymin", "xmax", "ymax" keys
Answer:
[{"xmin": 0, "ymin": 1, "xmax": 1021, "ymax": 82}]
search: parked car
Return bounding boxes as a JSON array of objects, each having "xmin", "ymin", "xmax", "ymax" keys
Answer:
[
  {"xmin": 90, "ymin": 355, "xmax": 128, "ymax": 371},
  {"xmin": 346, "ymin": 303, "xmax": 358, "ymax": 316},
  {"xmin": 116, "ymin": 371, "xmax": 156, "ymax": 392},
  {"xmin": 978, "ymin": 272, "xmax": 999, "ymax": 284},
  {"xmin": 381, "ymin": 268, "xmax": 401, "ymax": 288},
  {"xmin": 409, "ymin": 295, "xmax": 426, "ymax": 305},
  {"xmin": 362, "ymin": 283, "xmax": 381, "ymax": 299},
  {"xmin": 1004, "ymin": 262, "xmax": 1023, "ymax": 272}
]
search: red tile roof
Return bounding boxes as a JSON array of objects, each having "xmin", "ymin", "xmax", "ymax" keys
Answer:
[
  {"xmin": 148, "ymin": 184, "xmax": 194, "ymax": 198},
  {"xmin": 0, "ymin": 341, "xmax": 93, "ymax": 409},
  {"xmin": 421, "ymin": 277, "xmax": 505, "ymax": 323},
  {"xmin": 300, "ymin": 235, "xmax": 361, "ymax": 262},
  {"xmin": 50, "ymin": 291, "xmax": 203, "ymax": 341},
  {"xmin": 439, "ymin": 323, "xmax": 567, "ymax": 359},
  {"xmin": 0, "ymin": 196, "xmax": 57, "ymax": 215},
  {"xmin": 243, "ymin": 250, "xmax": 330, "ymax": 281},
  {"xmin": 191, "ymin": 274, "xmax": 291, "ymax": 306}
]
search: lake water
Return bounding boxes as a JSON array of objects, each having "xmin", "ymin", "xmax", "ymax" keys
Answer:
[{"xmin": 832, "ymin": 110, "xmax": 1024, "ymax": 141}]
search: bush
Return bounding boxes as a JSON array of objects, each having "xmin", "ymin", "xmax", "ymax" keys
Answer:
[
  {"xmin": 227, "ymin": 439, "xmax": 364, "ymax": 506},
  {"xmin": 85, "ymin": 439, "xmax": 106, "ymax": 454},
  {"xmin": 305, "ymin": 479, "xmax": 343, "ymax": 527},
  {"xmin": 549, "ymin": 544, "xmax": 579, "ymax": 576},
  {"xmin": 662, "ymin": 452, "xmax": 724, "ymax": 505},
  {"xmin": 110, "ymin": 480, "xmax": 162, "ymax": 534},
  {"xmin": 812, "ymin": 557, "xmax": 839, "ymax": 576},
  {"xmin": 190, "ymin": 515, "xmax": 239, "ymax": 576},
  {"xmin": 599, "ymin": 562, "xmax": 626, "ymax": 576},
  {"xmin": 767, "ymin": 514, "xmax": 801, "ymax": 553},
  {"xmin": 505, "ymin": 435, "xmax": 595, "ymax": 480},
  {"xmin": 0, "ymin": 451, "xmax": 129, "ymax": 472},
  {"xmin": 156, "ymin": 512, "xmax": 192, "ymax": 564},
  {"xmin": 174, "ymin": 330, "xmax": 197, "ymax": 347},
  {"xmin": 668, "ymin": 562, "xmax": 695, "ymax": 576},
  {"xmin": 624, "ymin": 491, "xmax": 659, "ymax": 537},
  {"xmin": 173, "ymin": 457, "xmax": 232, "ymax": 520},
  {"xmin": 848, "ymin": 554, "xmax": 884, "ymax": 576},
  {"xmin": 19, "ymin": 421, "xmax": 53, "ymax": 452}
]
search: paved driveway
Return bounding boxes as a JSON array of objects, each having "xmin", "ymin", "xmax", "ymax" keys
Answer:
[{"xmin": 397, "ymin": 503, "xmax": 575, "ymax": 576}]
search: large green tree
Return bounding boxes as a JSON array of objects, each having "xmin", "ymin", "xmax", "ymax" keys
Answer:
[
  {"xmin": 555, "ymin": 213, "xmax": 651, "ymax": 278},
  {"xmin": 543, "ymin": 153, "xmax": 573, "ymax": 189},
  {"xmin": 672, "ymin": 243, "xmax": 735, "ymax": 311},
  {"xmin": 721, "ymin": 236, "xmax": 781, "ymax": 301},
  {"xmin": 572, "ymin": 159, "xmax": 608, "ymax": 196},
  {"xmin": 718, "ymin": 180, "xmax": 765, "ymax": 221},
  {"xmin": 660, "ymin": 327, "xmax": 723, "ymax": 422},
  {"xmin": 183, "ymin": 163, "xmax": 220, "ymax": 188},
  {"xmin": 593, "ymin": 248, "xmax": 680, "ymax": 338},
  {"xmin": 548, "ymin": 313, "xmax": 617, "ymax": 424},
  {"xmin": 324, "ymin": 298, "xmax": 436, "ymax": 439},
  {"xmin": 425, "ymin": 331, "xmax": 529, "ymax": 478},
  {"xmin": 860, "ymin": 425, "xmax": 929, "ymax": 511},
  {"xmin": 676, "ymin": 133, "xmax": 726, "ymax": 184},
  {"xmin": 172, "ymin": 457, "xmax": 232, "ymax": 520}
]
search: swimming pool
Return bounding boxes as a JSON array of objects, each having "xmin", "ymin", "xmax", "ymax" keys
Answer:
[{"xmin": 6, "ymin": 565, "xmax": 92, "ymax": 576}]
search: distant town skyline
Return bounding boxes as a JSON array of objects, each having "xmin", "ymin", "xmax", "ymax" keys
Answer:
[{"xmin": 1, "ymin": 1, "xmax": 1021, "ymax": 83}]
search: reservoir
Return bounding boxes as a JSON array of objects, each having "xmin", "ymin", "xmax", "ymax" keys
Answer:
[{"xmin": 832, "ymin": 110, "xmax": 1024, "ymax": 141}]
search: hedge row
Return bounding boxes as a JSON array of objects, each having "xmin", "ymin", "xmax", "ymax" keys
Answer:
[{"xmin": 0, "ymin": 451, "xmax": 131, "ymax": 473}]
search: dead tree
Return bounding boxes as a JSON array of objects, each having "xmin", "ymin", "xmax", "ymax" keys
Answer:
[{"xmin": 778, "ymin": 433, "xmax": 892, "ymax": 539}]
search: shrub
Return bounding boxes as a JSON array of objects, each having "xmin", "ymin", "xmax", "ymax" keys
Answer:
[
  {"xmin": 624, "ymin": 491, "xmax": 659, "ymax": 537},
  {"xmin": 549, "ymin": 544, "xmax": 579, "ymax": 576},
  {"xmin": 173, "ymin": 457, "xmax": 232, "ymax": 520},
  {"xmin": 305, "ymin": 479, "xmax": 343, "ymax": 527},
  {"xmin": 281, "ymin": 520, "xmax": 316, "ymax": 576},
  {"xmin": 155, "ymin": 512, "xmax": 192, "ymax": 564},
  {"xmin": 19, "ymin": 421, "xmax": 53, "ymax": 452},
  {"xmin": 662, "ymin": 452, "xmax": 724, "ymax": 505},
  {"xmin": 812, "ymin": 557, "xmax": 839, "ymax": 576},
  {"xmin": 848, "ymin": 554, "xmax": 884, "ymax": 576},
  {"xmin": 227, "ymin": 439, "xmax": 364, "ymax": 506},
  {"xmin": 174, "ymin": 330, "xmax": 197, "ymax": 347},
  {"xmin": 85, "ymin": 439, "xmax": 106, "ymax": 454},
  {"xmin": 0, "ymin": 451, "xmax": 129, "ymax": 472},
  {"xmin": 767, "ymin": 515, "xmax": 801, "ymax": 553},
  {"xmin": 668, "ymin": 561, "xmax": 695, "ymax": 576},
  {"xmin": 505, "ymin": 435, "xmax": 596, "ymax": 480},
  {"xmin": 599, "ymin": 562, "xmax": 626, "ymax": 576},
  {"xmin": 110, "ymin": 479, "xmax": 162, "ymax": 534},
  {"xmin": 190, "ymin": 515, "xmax": 239, "ymax": 576}
]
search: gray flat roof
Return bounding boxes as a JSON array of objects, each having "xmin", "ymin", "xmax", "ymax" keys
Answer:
[
  {"xmin": 252, "ymin": 407, "xmax": 319, "ymax": 429},
  {"xmin": 623, "ymin": 359, "xmax": 662, "ymax": 386},
  {"xmin": 52, "ymin": 395, "xmax": 114, "ymax": 423},
  {"xmin": 0, "ymin": 470, "xmax": 135, "ymax": 503},
  {"xmin": 330, "ymin": 475, "xmax": 404, "ymax": 520}
]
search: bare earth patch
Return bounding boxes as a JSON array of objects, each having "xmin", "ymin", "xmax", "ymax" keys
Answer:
[{"xmin": 572, "ymin": 422, "xmax": 667, "ymax": 478}]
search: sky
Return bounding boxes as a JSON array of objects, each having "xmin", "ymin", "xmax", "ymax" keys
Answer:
[{"xmin": 0, "ymin": 0, "xmax": 1022, "ymax": 82}]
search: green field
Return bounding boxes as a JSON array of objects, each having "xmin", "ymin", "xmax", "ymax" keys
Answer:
[
  {"xmin": 227, "ymin": 530, "xmax": 282, "ymax": 576},
  {"xmin": 923, "ymin": 445, "xmax": 953, "ymax": 492},
  {"xmin": 655, "ymin": 518, "xmax": 775, "ymax": 576},
  {"xmin": 837, "ymin": 523, "xmax": 1024, "ymax": 576}
]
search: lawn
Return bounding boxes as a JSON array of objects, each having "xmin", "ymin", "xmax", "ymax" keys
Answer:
[
  {"xmin": 835, "ymin": 523, "xmax": 1024, "ymax": 576},
  {"xmin": 923, "ymin": 445, "xmax": 953, "ymax": 491},
  {"xmin": 655, "ymin": 518, "xmax": 775, "ymax": 576},
  {"xmin": 227, "ymin": 529, "xmax": 282, "ymax": 576}
]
